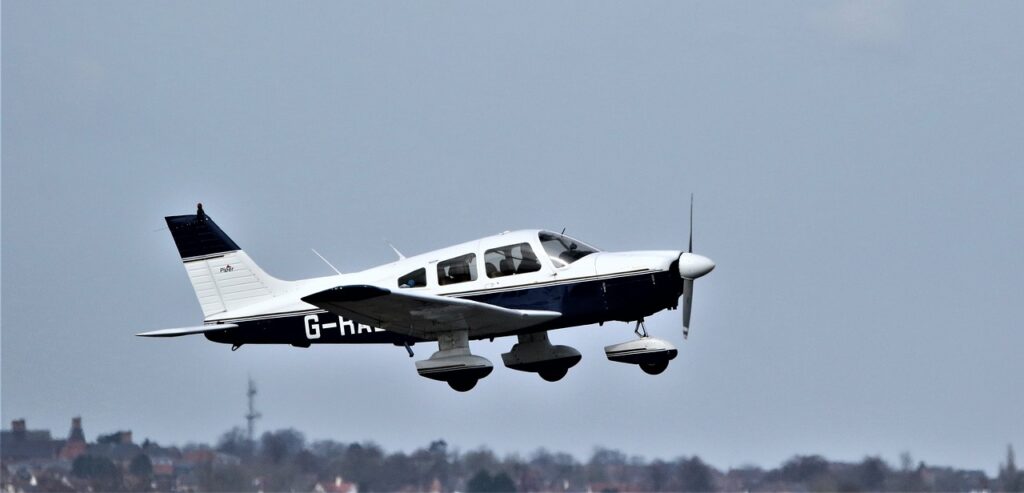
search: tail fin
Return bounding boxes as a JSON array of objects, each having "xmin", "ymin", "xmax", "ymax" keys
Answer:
[{"xmin": 166, "ymin": 204, "xmax": 288, "ymax": 318}]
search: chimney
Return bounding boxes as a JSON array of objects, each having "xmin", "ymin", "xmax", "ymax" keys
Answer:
[
  {"xmin": 11, "ymin": 419, "xmax": 27, "ymax": 441},
  {"xmin": 69, "ymin": 416, "xmax": 85, "ymax": 442},
  {"xmin": 120, "ymin": 431, "xmax": 133, "ymax": 445}
]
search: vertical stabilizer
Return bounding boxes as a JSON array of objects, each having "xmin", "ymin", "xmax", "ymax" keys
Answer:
[{"xmin": 166, "ymin": 204, "xmax": 288, "ymax": 318}]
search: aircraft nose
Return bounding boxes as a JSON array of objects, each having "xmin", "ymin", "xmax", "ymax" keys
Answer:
[{"xmin": 678, "ymin": 252, "xmax": 715, "ymax": 279}]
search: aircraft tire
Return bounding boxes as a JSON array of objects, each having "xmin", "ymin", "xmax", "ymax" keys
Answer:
[
  {"xmin": 539, "ymin": 368, "xmax": 568, "ymax": 382},
  {"xmin": 641, "ymin": 361, "xmax": 669, "ymax": 375},
  {"xmin": 448, "ymin": 378, "xmax": 478, "ymax": 392}
]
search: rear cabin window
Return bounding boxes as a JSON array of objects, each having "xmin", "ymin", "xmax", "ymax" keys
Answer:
[
  {"xmin": 485, "ymin": 243, "xmax": 542, "ymax": 278},
  {"xmin": 437, "ymin": 253, "xmax": 477, "ymax": 286},
  {"xmin": 397, "ymin": 268, "xmax": 426, "ymax": 289}
]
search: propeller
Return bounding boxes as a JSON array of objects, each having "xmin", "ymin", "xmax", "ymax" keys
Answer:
[
  {"xmin": 678, "ymin": 194, "xmax": 714, "ymax": 338},
  {"xmin": 682, "ymin": 278, "xmax": 694, "ymax": 333}
]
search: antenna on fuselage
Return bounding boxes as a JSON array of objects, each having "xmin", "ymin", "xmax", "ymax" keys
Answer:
[
  {"xmin": 310, "ymin": 248, "xmax": 342, "ymax": 275},
  {"xmin": 384, "ymin": 239, "xmax": 406, "ymax": 260}
]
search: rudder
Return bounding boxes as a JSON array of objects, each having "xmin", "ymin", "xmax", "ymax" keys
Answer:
[{"xmin": 166, "ymin": 204, "xmax": 288, "ymax": 318}]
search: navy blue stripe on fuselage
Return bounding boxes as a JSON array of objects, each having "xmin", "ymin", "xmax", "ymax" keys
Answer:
[{"xmin": 203, "ymin": 269, "xmax": 683, "ymax": 346}]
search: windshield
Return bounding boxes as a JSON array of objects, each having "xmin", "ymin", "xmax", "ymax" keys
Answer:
[{"xmin": 539, "ymin": 231, "xmax": 599, "ymax": 268}]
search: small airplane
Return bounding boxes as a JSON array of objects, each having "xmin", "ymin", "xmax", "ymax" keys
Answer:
[{"xmin": 139, "ymin": 202, "xmax": 715, "ymax": 391}]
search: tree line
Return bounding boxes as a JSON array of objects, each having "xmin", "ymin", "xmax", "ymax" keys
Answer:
[
  {"xmin": 205, "ymin": 427, "xmax": 1022, "ymax": 492},
  {"xmin": 53, "ymin": 426, "xmax": 1023, "ymax": 492}
]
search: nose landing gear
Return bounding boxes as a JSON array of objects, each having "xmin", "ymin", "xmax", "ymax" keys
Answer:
[
  {"xmin": 640, "ymin": 360, "xmax": 670, "ymax": 375},
  {"xmin": 605, "ymin": 320, "xmax": 678, "ymax": 375},
  {"xmin": 634, "ymin": 319, "xmax": 648, "ymax": 338}
]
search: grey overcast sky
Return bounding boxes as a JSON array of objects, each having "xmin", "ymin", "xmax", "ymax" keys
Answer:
[{"xmin": 3, "ymin": 0, "xmax": 1022, "ymax": 474}]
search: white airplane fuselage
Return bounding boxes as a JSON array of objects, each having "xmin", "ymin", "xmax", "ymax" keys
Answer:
[
  {"xmin": 144, "ymin": 205, "xmax": 714, "ymax": 389},
  {"xmin": 200, "ymin": 231, "xmax": 687, "ymax": 347}
]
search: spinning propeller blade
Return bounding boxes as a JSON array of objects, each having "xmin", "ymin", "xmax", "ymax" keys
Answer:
[
  {"xmin": 682, "ymin": 278, "xmax": 693, "ymax": 339},
  {"xmin": 677, "ymin": 194, "xmax": 713, "ymax": 339},
  {"xmin": 688, "ymin": 193, "xmax": 693, "ymax": 253}
]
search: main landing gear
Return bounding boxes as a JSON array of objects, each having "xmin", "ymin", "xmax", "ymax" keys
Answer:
[
  {"xmin": 501, "ymin": 331, "xmax": 581, "ymax": 382},
  {"xmin": 604, "ymin": 320, "xmax": 678, "ymax": 375},
  {"xmin": 415, "ymin": 330, "xmax": 583, "ymax": 390},
  {"xmin": 415, "ymin": 330, "xmax": 493, "ymax": 392}
]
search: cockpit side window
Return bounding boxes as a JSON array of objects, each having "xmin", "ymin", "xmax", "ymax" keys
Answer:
[
  {"xmin": 437, "ymin": 253, "xmax": 478, "ymax": 286},
  {"xmin": 397, "ymin": 268, "xmax": 427, "ymax": 289},
  {"xmin": 539, "ymin": 231, "xmax": 599, "ymax": 268},
  {"xmin": 485, "ymin": 243, "xmax": 542, "ymax": 278}
]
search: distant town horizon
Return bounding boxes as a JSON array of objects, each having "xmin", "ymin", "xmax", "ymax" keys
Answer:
[{"xmin": 3, "ymin": 414, "xmax": 1020, "ymax": 492}]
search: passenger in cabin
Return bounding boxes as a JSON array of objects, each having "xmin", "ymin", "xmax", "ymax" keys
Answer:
[
  {"xmin": 518, "ymin": 248, "xmax": 541, "ymax": 274},
  {"xmin": 499, "ymin": 255, "xmax": 516, "ymax": 276},
  {"xmin": 449, "ymin": 261, "xmax": 470, "ymax": 283},
  {"xmin": 398, "ymin": 268, "xmax": 426, "ymax": 288}
]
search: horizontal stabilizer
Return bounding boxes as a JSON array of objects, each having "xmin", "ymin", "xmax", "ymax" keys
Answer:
[{"xmin": 136, "ymin": 324, "xmax": 238, "ymax": 337}]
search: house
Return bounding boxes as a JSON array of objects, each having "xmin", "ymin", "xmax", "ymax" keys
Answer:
[
  {"xmin": 313, "ymin": 475, "xmax": 358, "ymax": 493},
  {"xmin": 88, "ymin": 431, "xmax": 142, "ymax": 469},
  {"xmin": 0, "ymin": 419, "xmax": 64, "ymax": 462},
  {"xmin": 58, "ymin": 417, "xmax": 88, "ymax": 461}
]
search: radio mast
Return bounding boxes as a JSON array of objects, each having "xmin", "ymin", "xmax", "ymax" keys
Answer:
[{"xmin": 245, "ymin": 376, "xmax": 262, "ymax": 443}]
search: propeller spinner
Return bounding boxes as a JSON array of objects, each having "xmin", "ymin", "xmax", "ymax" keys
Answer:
[{"xmin": 678, "ymin": 195, "xmax": 715, "ymax": 338}]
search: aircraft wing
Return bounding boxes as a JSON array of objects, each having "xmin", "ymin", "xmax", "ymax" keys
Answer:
[
  {"xmin": 301, "ymin": 285, "xmax": 560, "ymax": 339},
  {"xmin": 136, "ymin": 324, "xmax": 239, "ymax": 337}
]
